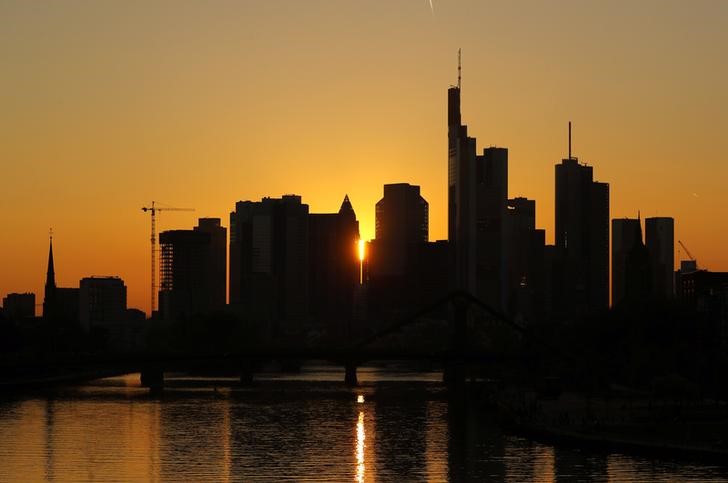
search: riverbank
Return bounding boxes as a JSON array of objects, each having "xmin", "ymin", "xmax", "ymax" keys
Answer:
[{"xmin": 496, "ymin": 390, "xmax": 728, "ymax": 465}]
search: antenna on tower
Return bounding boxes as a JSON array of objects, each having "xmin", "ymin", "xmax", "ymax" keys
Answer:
[
  {"xmin": 457, "ymin": 48, "xmax": 461, "ymax": 89},
  {"xmin": 568, "ymin": 121, "xmax": 572, "ymax": 159}
]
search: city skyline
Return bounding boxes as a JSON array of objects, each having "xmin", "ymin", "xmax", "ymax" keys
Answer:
[{"xmin": 2, "ymin": 1, "xmax": 727, "ymax": 314}]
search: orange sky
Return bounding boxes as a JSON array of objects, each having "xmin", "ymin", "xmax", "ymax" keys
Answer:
[{"xmin": 1, "ymin": 1, "xmax": 727, "ymax": 315}]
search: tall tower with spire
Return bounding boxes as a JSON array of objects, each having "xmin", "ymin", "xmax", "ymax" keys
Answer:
[
  {"xmin": 448, "ymin": 49, "xmax": 477, "ymax": 293},
  {"xmin": 43, "ymin": 231, "xmax": 57, "ymax": 319}
]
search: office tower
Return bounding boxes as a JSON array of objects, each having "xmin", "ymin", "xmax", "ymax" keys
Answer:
[
  {"xmin": 159, "ymin": 218, "xmax": 227, "ymax": 321},
  {"xmin": 503, "ymin": 197, "xmax": 546, "ymax": 321},
  {"xmin": 371, "ymin": 183, "xmax": 428, "ymax": 276},
  {"xmin": 79, "ymin": 277, "xmax": 127, "ymax": 331},
  {"xmin": 612, "ymin": 218, "xmax": 644, "ymax": 306},
  {"xmin": 448, "ymin": 52, "xmax": 477, "ymax": 293},
  {"xmin": 308, "ymin": 195, "xmax": 360, "ymax": 336},
  {"xmin": 366, "ymin": 183, "xmax": 446, "ymax": 323},
  {"xmin": 475, "ymin": 147, "xmax": 508, "ymax": 309},
  {"xmin": 42, "ymin": 236, "xmax": 79, "ymax": 323},
  {"xmin": 2, "ymin": 293, "xmax": 35, "ymax": 320},
  {"xmin": 554, "ymin": 124, "xmax": 610, "ymax": 314},
  {"xmin": 229, "ymin": 195, "xmax": 309, "ymax": 335},
  {"xmin": 645, "ymin": 217, "xmax": 675, "ymax": 299},
  {"xmin": 195, "ymin": 218, "xmax": 227, "ymax": 310}
]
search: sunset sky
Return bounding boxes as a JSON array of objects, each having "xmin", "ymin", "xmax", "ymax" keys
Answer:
[{"xmin": 2, "ymin": 0, "xmax": 727, "ymax": 315}]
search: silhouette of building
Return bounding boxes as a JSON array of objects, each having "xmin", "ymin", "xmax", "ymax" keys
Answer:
[
  {"xmin": 159, "ymin": 218, "xmax": 227, "ymax": 321},
  {"xmin": 1, "ymin": 293, "xmax": 35, "ymax": 321},
  {"xmin": 371, "ymin": 183, "xmax": 428, "ymax": 277},
  {"xmin": 42, "ymin": 236, "xmax": 79, "ymax": 324},
  {"xmin": 645, "ymin": 217, "xmax": 674, "ymax": 300},
  {"xmin": 475, "ymin": 147, "xmax": 508, "ymax": 310},
  {"xmin": 79, "ymin": 277, "xmax": 127, "ymax": 331},
  {"xmin": 503, "ymin": 197, "xmax": 546, "ymax": 322},
  {"xmin": 366, "ymin": 184, "xmax": 448, "ymax": 323},
  {"xmin": 612, "ymin": 217, "xmax": 643, "ymax": 306},
  {"xmin": 554, "ymin": 126, "xmax": 609, "ymax": 314},
  {"xmin": 229, "ymin": 195, "xmax": 309, "ymax": 335},
  {"xmin": 308, "ymin": 195, "xmax": 360, "ymax": 337},
  {"xmin": 448, "ymin": 69, "xmax": 477, "ymax": 293}
]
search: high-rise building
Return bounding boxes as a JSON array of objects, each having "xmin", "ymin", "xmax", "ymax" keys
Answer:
[
  {"xmin": 308, "ymin": 195, "xmax": 360, "ymax": 336},
  {"xmin": 645, "ymin": 217, "xmax": 675, "ymax": 300},
  {"xmin": 229, "ymin": 195, "xmax": 309, "ymax": 335},
  {"xmin": 159, "ymin": 218, "xmax": 227, "ymax": 321},
  {"xmin": 365, "ymin": 183, "xmax": 447, "ymax": 324},
  {"xmin": 475, "ymin": 147, "xmax": 508, "ymax": 309},
  {"xmin": 448, "ymin": 59, "xmax": 477, "ymax": 293},
  {"xmin": 503, "ymin": 197, "xmax": 546, "ymax": 322},
  {"xmin": 2, "ymin": 293, "xmax": 35, "ymax": 321},
  {"xmin": 79, "ymin": 277, "xmax": 127, "ymax": 331},
  {"xmin": 372, "ymin": 183, "xmax": 428, "ymax": 276},
  {"xmin": 554, "ymin": 124, "xmax": 610, "ymax": 314},
  {"xmin": 612, "ymin": 218, "xmax": 644, "ymax": 306}
]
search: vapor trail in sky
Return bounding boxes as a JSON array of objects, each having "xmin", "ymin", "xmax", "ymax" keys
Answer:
[{"xmin": 428, "ymin": 0, "xmax": 434, "ymax": 14}]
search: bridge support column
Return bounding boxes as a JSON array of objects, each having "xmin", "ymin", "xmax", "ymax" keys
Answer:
[
  {"xmin": 240, "ymin": 362, "xmax": 254, "ymax": 386},
  {"xmin": 344, "ymin": 363, "xmax": 358, "ymax": 386},
  {"xmin": 140, "ymin": 368, "xmax": 164, "ymax": 393},
  {"xmin": 443, "ymin": 361, "xmax": 467, "ymax": 387}
]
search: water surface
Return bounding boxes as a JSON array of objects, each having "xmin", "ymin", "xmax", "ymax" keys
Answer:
[{"xmin": 0, "ymin": 365, "xmax": 725, "ymax": 482}]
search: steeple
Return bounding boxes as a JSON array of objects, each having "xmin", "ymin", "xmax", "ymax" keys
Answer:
[{"xmin": 43, "ymin": 230, "xmax": 57, "ymax": 319}]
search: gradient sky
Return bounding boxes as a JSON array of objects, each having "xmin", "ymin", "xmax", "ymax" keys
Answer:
[{"xmin": 2, "ymin": 0, "xmax": 727, "ymax": 315}]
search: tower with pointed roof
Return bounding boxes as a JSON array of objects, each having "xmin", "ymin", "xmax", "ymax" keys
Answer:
[{"xmin": 42, "ymin": 232, "xmax": 57, "ymax": 319}]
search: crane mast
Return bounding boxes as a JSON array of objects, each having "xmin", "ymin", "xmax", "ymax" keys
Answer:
[{"xmin": 141, "ymin": 201, "xmax": 194, "ymax": 315}]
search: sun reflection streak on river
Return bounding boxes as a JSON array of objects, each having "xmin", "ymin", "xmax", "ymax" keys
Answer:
[{"xmin": 356, "ymin": 409, "xmax": 365, "ymax": 483}]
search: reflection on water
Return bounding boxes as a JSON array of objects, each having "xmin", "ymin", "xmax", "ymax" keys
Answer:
[
  {"xmin": 0, "ymin": 369, "xmax": 727, "ymax": 482},
  {"xmin": 356, "ymin": 409, "xmax": 365, "ymax": 483}
]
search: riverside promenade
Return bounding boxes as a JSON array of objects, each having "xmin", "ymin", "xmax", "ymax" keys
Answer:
[{"xmin": 497, "ymin": 390, "xmax": 728, "ymax": 464}]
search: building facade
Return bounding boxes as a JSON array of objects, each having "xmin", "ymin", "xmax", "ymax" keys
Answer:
[
  {"xmin": 159, "ymin": 218, "xmax": 227, "ymax": 321},
  {"xmin": 229, "ymin": 195, "xmax": 309, "ymax": 335},
  {"xmin": 555, "ymin": 155, "xmax": 610, "ymax": 315},
  {"xmin": 645, "ymin": 217, "xmax": 675, "ymax": 300}
]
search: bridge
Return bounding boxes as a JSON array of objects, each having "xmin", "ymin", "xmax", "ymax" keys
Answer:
[{"xmin": 1, "ymin": 291, "xmax": 533, "ymax": 391}]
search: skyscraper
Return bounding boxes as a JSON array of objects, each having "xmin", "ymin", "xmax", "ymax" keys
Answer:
[
  {"xmin": 448, "ymin": 52, "xmax": 477, "ymax": 293},
  {"xmin": 612, "ymin": 218, "xmax": 644, "ymax": 306},
  {"xmin": 308, "ymin": 195, "xmax": 360, "ymax": 336},
  {"xmin": 229, "ymin": 195, "xmax": 309, "ymax": 335},
  {"xmin": 554, "ymin": 124, "xmax": 610, "ymax": 314},
  {"xmin": 475, "ymin": 147, "xmax": 508, "ymax": 309},
  {"xmin": 159, "ymin": 218, "xmax": 227, "ymax": 321},
  {"xmin": 503, "ymin": 197, "xmax": 546, "ymax": 321},
  {"xmin": 645, "ymin": 217, "xmax": 675, "ymax": 300},
  {"xmin": 372, "ymin": 183, "xmax": 428, "ymax": 276}
]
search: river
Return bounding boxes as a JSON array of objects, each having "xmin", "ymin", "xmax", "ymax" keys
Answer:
[{"xmin": 0, "ymin": 365, "xmax": 725, "ymax": 482}]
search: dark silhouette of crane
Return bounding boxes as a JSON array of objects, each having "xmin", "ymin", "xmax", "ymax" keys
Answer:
[
  {"xmin": 678, "ymin": 240, "xmax": 698, "ymax": 268},
  {"xmin": 141, "ymin": 201, "xmax": 194, "ymax": 315}
]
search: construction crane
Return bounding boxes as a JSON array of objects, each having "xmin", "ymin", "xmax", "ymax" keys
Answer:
[
  {"xmin": 678, "ymin": 239, "xmax": 699, "ymax": 273},
  {"xmin": 678, "ymin": 240, "xmax": 696, "ymax": 263},
  {"xmin": 141, "ymin": 201, "xmax": 194, "ymax": 315}
]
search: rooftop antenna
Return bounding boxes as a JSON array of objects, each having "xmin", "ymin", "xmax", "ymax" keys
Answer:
[
  {"xmin": 457, "ymin": 48, "xmax": 461, "ymax": 89},
  {"xmin": 568, "ymin": 121, "xmax": 572, "ymax": 159}
]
